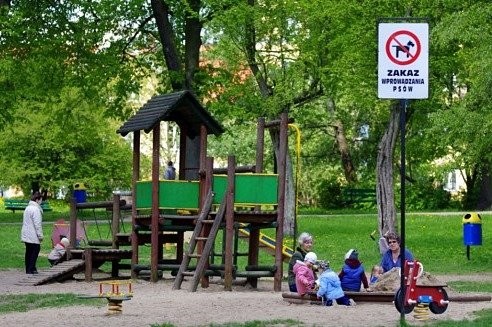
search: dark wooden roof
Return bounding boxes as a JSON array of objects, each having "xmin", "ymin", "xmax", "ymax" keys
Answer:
[{"xmin": 117, "ymin": 90, "xmax": 224, "ymax": 137}]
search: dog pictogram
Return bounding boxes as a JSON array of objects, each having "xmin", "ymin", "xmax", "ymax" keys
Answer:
[{"xmin": 393, "ymin": 40, "xmax": 415, "ymax": 58}]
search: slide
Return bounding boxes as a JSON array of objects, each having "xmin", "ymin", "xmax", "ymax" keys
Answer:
[{"xmin": 238, "ymin": 225, "xmax": 294, "ymax": 263}]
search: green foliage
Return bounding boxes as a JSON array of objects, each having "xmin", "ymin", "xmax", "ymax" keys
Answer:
[
  {"xmin": 401, "ymin": 179, "xmax": 452, "ymax": 210},
  {"xmin": 0, "ymin": 86, "xmax": 133, "ymax": 198},
  {"xmin": 317, "ymin": 179, "xmax": 344, "ymax": 209},
  {"xmin": 1, "ymin": 1, "xmax": 491, "ymax": 223}
]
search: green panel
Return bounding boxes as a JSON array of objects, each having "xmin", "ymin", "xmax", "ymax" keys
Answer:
[
  {"xmin": 135, "ymin": 180, "xmax": 200, "ymax": 209},
  {"xmin": 212, "ymin": 174, "xmax": 278, "ymax": 205},
  {"xmin": 212, "ymin": 175, "xmax": 227, "ymax": 204},
  {"xmin": 235, "ymin": 174, "xmax": 278, "ymax": 205}
]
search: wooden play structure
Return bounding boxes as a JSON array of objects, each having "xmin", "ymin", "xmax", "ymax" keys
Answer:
[
  {"xmin": 116, "ymin": 90, "xmax": 290, "ymax": 291},
  {"xmin": 16, "ymin": 194, "xmax": 132, "ymax": 286},
  {"xmin": 20, "ymin": 91, "xmax": 292, "ymax": 290},
  {"xmin": 65, "ymin": 195, "xmax": 132, "ymax": 281}
]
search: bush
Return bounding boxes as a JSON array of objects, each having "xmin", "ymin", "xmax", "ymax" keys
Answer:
[
  {"xmin": 399, "ymin": 179, "xmax": 451, "ymax": 210},
  {"xmin": 317, "ymin": 180, "xmax": 344, "ymax": 209}
]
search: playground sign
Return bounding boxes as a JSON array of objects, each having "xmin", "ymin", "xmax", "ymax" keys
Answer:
[{"xmin": 378, "ymin": 23, "xmax": 428, "ymax": 99}]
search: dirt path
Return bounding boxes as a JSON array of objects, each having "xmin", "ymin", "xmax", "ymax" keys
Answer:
[{"xmin": 0, "ymin": 270, "xmax": 491, "ymax": 327}]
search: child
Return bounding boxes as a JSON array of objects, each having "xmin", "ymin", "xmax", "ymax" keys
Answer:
[
  {"xmin": 338, "ymin": 249, "xmax": 369, "ymax": 292},
  {"xmin": 293, "ymin": 251, "xmax": 317, "ymax": 296},
  {"xmin": 48, "ymin": 237, "xmax": 70, "ymax": 266},
  {"xmin": 316, "ymin": 260, "xmax": 353, "ymax": 306},
  {"xmin": 370, "ymin": 265, "xmax": 383, "ymax": 284}
]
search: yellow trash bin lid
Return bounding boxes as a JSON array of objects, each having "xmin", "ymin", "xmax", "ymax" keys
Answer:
[{"xmin": 73, "ymin": 183, "xmax": 86, "ymax": 190}]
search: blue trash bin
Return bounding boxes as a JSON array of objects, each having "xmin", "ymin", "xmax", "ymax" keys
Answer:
[
  {"xmin": 73, "ymin": 183, "xmax": 87, "ymax": 203},
  {"xmin": 462, "ymin": 212, "xmax": 482, "ymax": 246},
  {"xmin": 463, "ymin": 224, "xmax": 482, "ymax": 245}
]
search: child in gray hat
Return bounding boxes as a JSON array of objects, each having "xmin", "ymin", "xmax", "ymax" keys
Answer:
[{"xmin": 316, "ymin": 260, "xmax": 353, "ymax": 306}]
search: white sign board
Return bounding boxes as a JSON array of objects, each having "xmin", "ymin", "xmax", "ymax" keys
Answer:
[{"xmin": 378, "ymin": 23, "xmax": 428, "ymax": 99}]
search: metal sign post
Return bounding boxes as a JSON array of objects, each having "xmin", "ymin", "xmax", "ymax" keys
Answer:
[{"xmin": 378, "ymin": 19, "xmax": 429, "ymax": 322}]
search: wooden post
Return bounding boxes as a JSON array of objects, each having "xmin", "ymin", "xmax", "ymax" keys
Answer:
[
  {"xmin": 274, "ymin": 112, "xmax": 288, "ymax": 291},
  {"xmin": 84, "ymin": 248, "xmax": 93, "ymax": 282},
  {"xmin": 112, "ymin": 194, "xmax": 120, "ymax": 249},
  {"xmin": 224, "ymin": 156, "xmax": 235, "ymax": 290},
  {"xmin": 246, "ymin": 117, "xmax": 266, "ymax": 288},
  {"xmin": 151, "ymin": 124, "xmax": 160, "ymax": 282},
  {"xmin": 111, "ymin": 193, "xmax": 121, "ymax": 279},
  {"xmin": 131, "ymin": 131, "xmax": 140, "ymax": 279},
  {"xmin": 66, "ymin": 198, "xmax": 77, "ymax": 260},
  {"xmin": 200, "ymin": 157, "xmax": 214, "ymax": 288},
  {"xmin": 256, "ymin": 117, "xmax": 265, "ymax": 173}
]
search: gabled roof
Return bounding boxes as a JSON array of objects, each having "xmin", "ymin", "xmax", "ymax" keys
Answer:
[{"xmin": 117, "ymin": 90, "xmax": 224, "ymax": 137}]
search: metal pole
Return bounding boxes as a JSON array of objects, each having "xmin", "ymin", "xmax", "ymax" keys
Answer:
[{"xmin": 399, "ymin": 99, "xmax": 407, "ymax": 322}]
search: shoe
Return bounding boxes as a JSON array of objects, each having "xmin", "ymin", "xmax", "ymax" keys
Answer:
[{"xmin": 348, "ymin": 299, "xmax": 356, "ymax": 306}]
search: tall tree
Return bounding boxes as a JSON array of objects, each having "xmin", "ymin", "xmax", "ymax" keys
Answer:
[{"xmin": 0, "ymin": 87, "xmax": 133, "ymax": 196}]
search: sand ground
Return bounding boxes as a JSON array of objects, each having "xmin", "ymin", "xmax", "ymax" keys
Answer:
[{"xmin": 0, "ymin": 270, "xmax": 491, "ymax": 327}]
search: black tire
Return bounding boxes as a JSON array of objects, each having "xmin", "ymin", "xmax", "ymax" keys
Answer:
[
  {"xmin": 394, "ymin": 288, "xmax": 415, "ymax": 314},
  {"xmin": 429, "ymin": 288, "xmax": 449, "ymax": 314}
]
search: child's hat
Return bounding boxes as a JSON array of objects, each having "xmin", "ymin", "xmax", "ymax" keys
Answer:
[
  {"xmin": 60, "ymin": 238, "xmax": 70, "ymax": 247},
  {"xmin": 345, "ymin": 249, "xmax": 359, "ymax": 260},
  {"xmin": 304, "ymin": 252, "xmax": 317, "ymax": 264},
  {"xmin": 317, "ymin": 260, "xmax": 329, "ymax": 270}
]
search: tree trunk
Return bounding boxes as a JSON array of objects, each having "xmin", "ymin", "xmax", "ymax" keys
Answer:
[
  {"xmin": 326, "ymin": 98, "xmax": 357, "ymax": 184},
  {"xmin": 477, "ymin": 165, "xmax": 492, "ymax": 210},
  {"xmin": 150, "ymin": 0, "xmax": 183, "ymax": 90},
  {"xmin": 244, "ymin": 0, "xmax": 272, "ymax": 98},
  {"xmin": 376, "ymin": 103, "xmax": 400, "ymax": 237},
  {"xmin": 184, "ymin": 0, "xmax": 202, "ymax": 91},
  {"xmin": 462, "ymin": 166, "xmax": 479, "ymax": 210}
]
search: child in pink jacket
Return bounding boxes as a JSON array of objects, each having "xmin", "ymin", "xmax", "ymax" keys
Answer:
[
  {"xmin": 293, "ymin": 252, "xmax": 317, "ymax": 295},
  {"xmin": 48, "ymin": 237, "xmax": 70, "ymax": 266}
]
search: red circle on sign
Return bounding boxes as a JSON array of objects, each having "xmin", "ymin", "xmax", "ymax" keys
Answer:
[{"xmin": 385, "ymin": 30, "xmax": 421, "ymax": 65}]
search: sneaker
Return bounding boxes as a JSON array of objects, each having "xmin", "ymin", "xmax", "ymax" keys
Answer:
[{"xmin": 348, "ymin": 299, "xmax": 356, "ymax": 306}]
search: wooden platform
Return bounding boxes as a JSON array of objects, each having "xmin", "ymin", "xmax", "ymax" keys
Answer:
[
  {"xmin": 82, "ymin": 248, "xmax": 132, "ymax": 282},
  {"xmin": 15, "ymin": 259, "xmax": 85, "ymax": 286},
  {"xmin": 16, "ymin": 248, "xmax": 133, "ymax": 286}
]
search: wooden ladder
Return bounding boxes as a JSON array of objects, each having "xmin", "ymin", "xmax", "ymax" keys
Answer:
[{"xmin": 173, "ymin": 191, "xmax": 226, "ymax": 291}]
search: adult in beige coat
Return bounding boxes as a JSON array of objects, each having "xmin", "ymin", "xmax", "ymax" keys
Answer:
[{"xmin": 20, "ymin": 191, "xmax": 44, "ymax": 274}]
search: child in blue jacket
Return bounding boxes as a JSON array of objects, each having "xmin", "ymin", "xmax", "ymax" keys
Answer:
[
  {"xmin": 339, "ymin": 249, "xmax": 369, "ymax": 292},
  {"xmin": 316, "ymin": 260, "xmax": 353, "ymax": 306}
]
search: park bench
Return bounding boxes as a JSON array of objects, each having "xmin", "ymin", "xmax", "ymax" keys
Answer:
[
  {"xmin": 342, "ymin": 188, "xmax": 376, "ymax": 206},
  {"xmin": 3, "ymin": 199, "xmax": 53, "ymax": 213}
]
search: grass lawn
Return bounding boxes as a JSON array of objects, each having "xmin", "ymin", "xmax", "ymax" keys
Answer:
[
  {"xmin": 0, "ymin": 208, "xmax": 490, "ymax": 273},
  {"xmin": 0, "ymin": 206, "xmax": 490, "ymax": 326}
]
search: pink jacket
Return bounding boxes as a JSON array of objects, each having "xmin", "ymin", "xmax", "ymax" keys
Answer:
[{"xmin": 293, "ymin": 260, "xmax": 315, "ymax": 295}]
